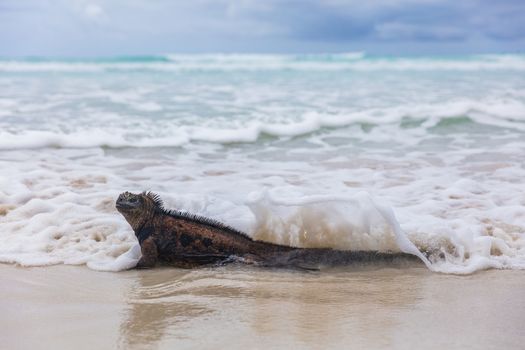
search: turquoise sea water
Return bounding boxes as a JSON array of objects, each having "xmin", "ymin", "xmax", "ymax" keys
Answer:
[{"xmin": 0, "ymin": 54, "xmax": 524, "ymax": 273}]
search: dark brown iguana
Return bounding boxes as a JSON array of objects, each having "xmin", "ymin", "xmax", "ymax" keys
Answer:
[{"xmin": 116, "ymin": 191, "xmax": 421, "ymax": 269}]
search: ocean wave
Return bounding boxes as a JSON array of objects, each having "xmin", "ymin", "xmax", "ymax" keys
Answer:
[
  {"xmin": 1, "ymin": 54, "xmax": 525, "ymax": 72},
  {"xmin": 0, "ymin": 99, "xmax": 523, "ymax": 150},
  {"xmin": 246, "ymin": 190, "xmax": 525, "ymax": 274},
  {"xmin": 1, "ymin": 183, "xmax": 524, "ymax": 273}
]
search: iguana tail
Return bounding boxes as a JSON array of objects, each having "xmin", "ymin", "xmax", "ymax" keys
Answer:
[{"xmin": 257, "ymin": 248, "xmax": 422, "ymax": 270}]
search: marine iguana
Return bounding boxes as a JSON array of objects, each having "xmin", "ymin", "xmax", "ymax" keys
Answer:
[{"xmin": 116, "ymin": 191, "xmax": 421, "ymax": 269}]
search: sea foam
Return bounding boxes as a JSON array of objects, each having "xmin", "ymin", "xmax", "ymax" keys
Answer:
[
  {"xmin": 0, "ymin": 99, "xmax": 524, "ymax": 150},
  {"xmin": 1, "ymin": 173, "xmax": 523, "ymax": 274},
  {"xmin": 1, "ymin": 54, "xmax": 524, "ymax": 274}
]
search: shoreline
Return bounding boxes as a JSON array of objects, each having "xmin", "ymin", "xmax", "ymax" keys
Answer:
[{"xmin": 2, "ymin": 264, "xmax": 525, "ymax": 349}]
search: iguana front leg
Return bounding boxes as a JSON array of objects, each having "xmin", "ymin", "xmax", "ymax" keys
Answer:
[{"xmin": 136, "ymin": 237, "xmax": 158, "ymax": 269}]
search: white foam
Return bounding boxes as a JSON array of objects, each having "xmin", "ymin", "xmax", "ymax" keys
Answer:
[
  {"xmin": 0, "ymin": 98, "xmax": 524, "ymax": 150},
  {"xmin": 0, "ymin": 145, "xmax": 524, "ymax": 274},
  {"xmin": 0, "ymin": 130, "xmax": 130, "ymax": 149}
]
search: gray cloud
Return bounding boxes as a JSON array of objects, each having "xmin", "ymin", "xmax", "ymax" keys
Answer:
[{"xmin": 0, "ymin": 0, "xmax": 523, "ymax": 56}]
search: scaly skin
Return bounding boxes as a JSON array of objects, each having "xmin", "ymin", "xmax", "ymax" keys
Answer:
[{"xmin": 116, "ymin": 191, "xmax": 421, "ymax": 269}]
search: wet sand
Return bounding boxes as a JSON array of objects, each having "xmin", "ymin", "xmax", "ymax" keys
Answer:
[{"xmin": 2, "ymin": 264, "xmax": 525, "ymax": 350}]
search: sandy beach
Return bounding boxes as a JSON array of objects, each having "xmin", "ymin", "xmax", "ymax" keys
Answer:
[{"xmin": 2, "ymin": 264, "xmax": 524, "ymax": 350}]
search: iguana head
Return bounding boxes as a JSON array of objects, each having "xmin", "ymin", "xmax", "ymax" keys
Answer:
[{"xmin": 116, "ymin": 191, "xmax": 162, "ymax": 231}]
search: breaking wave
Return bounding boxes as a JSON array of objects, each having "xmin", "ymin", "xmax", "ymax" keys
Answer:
[
  {"xmin": 0, "ymin": 98, "xmax": 524, "ymax": 150},
  {"xmin": 1, "ymin": 186, "xmax": 523, "ymax": 273},
  {"xmin": 1, "ymin": 53, "xmax": 525, "ymax": 72}
]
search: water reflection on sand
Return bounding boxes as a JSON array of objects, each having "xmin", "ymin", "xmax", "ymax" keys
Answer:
[
  {"xmin": 4, "ymin": 264, "xmax": 524, "ymax": 350},
  {"xmin": 118, "ymin": 266, "xmax": 426, "ymax": 349}
]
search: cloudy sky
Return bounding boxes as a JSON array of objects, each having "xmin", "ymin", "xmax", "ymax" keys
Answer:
[{"xmin": 1, "ymin": 0, "xmax": 524, "ymax": 57}]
